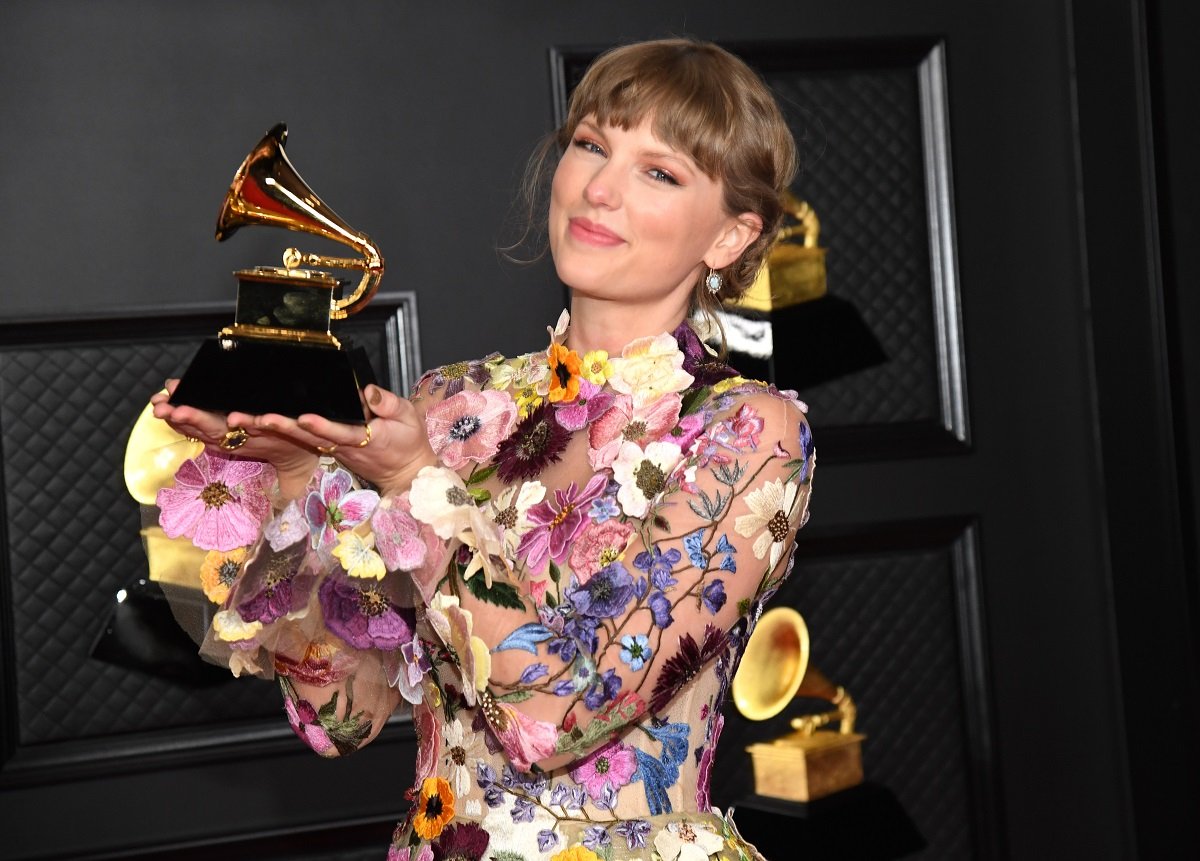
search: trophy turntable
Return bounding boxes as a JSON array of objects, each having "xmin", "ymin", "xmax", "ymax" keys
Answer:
[{"xmin": 170, "ymin": 123, "xmax": 385, "ymax": 424}]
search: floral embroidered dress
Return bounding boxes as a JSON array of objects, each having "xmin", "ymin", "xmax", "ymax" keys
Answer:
[{"xmin": 159, "ymin": 312, "xmax": 814, "ymax": 861}]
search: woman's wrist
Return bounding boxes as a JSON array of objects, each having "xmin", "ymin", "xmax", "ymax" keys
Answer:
[
  {"xmin": 375, "ymin": 451, "xmax": 441, "ymax": 498},
  {"xmin": 276, "ymin": 453, "xmax": 321, "ymax": 501}
]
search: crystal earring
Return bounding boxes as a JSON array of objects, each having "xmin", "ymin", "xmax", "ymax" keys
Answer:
[{"xmin": 705, "ymin": 267, "xmax": 723, "ymax": 294}]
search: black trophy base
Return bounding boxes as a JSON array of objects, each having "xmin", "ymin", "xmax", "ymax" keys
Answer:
[
  {"xmin": 730, "ymin": 784, "xmax": 926, "ymax": 859},
  {"xmin": 171, "ymin": 337, "xmax": 374, "ymax": 424}
]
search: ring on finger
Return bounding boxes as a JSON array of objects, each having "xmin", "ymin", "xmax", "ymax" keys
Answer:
[
  {"xmin": 355, "ymin": 423, "xmax": 373, "ymax": 448},
  {"xmin": 317, "ymin": 443, "xmax": 338, "ymax": 455},
  {"xmin": 219, "ymin": 428, "xmax": 250, "ymax": 451}
]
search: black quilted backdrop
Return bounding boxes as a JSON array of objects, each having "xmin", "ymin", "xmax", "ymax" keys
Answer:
[
  {"xmin": 765, "ymin": 65, "xmax": 939, "ymax": 427},
  {"xmin": 714, "ymin": 535, "xmax": 985, "ymax": 859}
]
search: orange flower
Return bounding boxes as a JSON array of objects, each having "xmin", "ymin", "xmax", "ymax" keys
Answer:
[
  {"xmin": 547, "ymin": 343, "xmax": 582, "ymax": 404},
  {"xmin": 551, "ymin": 846, "xmax": 601, "ymax": 861},
  {"xmin": 199, "ymin": 547, "xmax": 247, "ymax": 604},
  {"xmin": 411, "ymin": 776, "xmax": 455, "ymax": 840}
]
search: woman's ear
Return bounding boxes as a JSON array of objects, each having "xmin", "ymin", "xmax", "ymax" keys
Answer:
[{"xmin": 706, "ymin": 212, "xmax": 764, "ymax": 270}]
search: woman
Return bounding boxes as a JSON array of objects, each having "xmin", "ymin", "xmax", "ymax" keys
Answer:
[{"xmin": 152, "ymin": 38, "xmax": 814, "ymax": 861}]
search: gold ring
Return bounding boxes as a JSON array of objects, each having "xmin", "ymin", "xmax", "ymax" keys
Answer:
[
  {"xmin": 355, "ymin": 423, "xmax": 373, "ymax": 448},
  {"xmin": 316, "ymin": 444, "xmax": 338, "ymax": 455},
  {"xmin": 219, "ymin": 428, "xmax": 249, "ymax": 451}
]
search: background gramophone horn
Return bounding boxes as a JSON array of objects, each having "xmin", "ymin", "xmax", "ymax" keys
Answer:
[{"xmin": 215, "ymin": 122, "xmax": 384, "ymax": 319}]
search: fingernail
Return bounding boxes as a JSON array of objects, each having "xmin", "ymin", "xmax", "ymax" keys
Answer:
[{"xmin": 368, "ymin": 386, "xmax": 382, "ymax": 406}]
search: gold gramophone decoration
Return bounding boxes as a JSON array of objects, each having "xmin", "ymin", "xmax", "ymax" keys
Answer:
[
  {"xmin": 732, "ymin": 607, "xmax": 865, "ymax": 802},
  {"xmin": 170, "ymin": 123, "xmax": 385, "ymax": 423},
  {"xmin": 730, "ymin": 191, "xmax": 827, "ymax": 313}
]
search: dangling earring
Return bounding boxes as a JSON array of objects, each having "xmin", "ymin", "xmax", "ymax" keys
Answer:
[{"xmin": 705, "ymin": 267, "xmax": 723, "ymax": 294}]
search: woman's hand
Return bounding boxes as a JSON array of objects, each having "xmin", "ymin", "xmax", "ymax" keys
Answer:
[{"xmin": 231, "ymin": 384, "xmax": 439, "ymax": 498}]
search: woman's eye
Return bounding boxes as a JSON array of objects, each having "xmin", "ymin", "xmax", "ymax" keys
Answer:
[
  {"xmin": 648, "ymin": 167, "xmax": 679, "ymax": 186},
  {"xmin": 573, "ymin": 138, "xmax": 606, "ymax": 157}
]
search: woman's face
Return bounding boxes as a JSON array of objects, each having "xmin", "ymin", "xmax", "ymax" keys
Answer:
[{"xmin": 549, "ymin": 115, "xmax": 749, "ymax": 309}]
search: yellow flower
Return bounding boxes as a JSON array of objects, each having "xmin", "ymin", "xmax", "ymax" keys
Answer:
[
  {"xmin": 212, "ymin": 608, "xmax": 262, "ymax": 642},
  {"xmin": 514, "ymin": 383, "xmax": 544, "ymax": 418},
  {"xmin": 608, "ymin": 332, "xmax": 694, "ymax": 407},
  {"xmin": 199, "ymin": 547, "xmax": 247, "ymax": 604},
  {"xmin": 551, "ymin": 847, "xmax": 601, "ymax": 861},
  {"xmin": 579, "ymin": 349, "xmax": 613, "ymax": 385},
  {"xmin": 711, "ymin": 375, "xmax": 748, "ymax": 394},
  {"xmin": 412, "ymin": 776, "xmax": 455, "ymax": 840},
  {"xmin": 331, "ymin": 528, "xmax": 386, "ymax": 580},
  {"xmin": 547, "ymin": 343, "xmax": 583, "ymax": 403}
]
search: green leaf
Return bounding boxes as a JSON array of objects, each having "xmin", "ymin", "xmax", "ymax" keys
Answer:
[
  {"xmin": 680, "ymin": 385, "xmax": 712, "ymax": 416},
  {"xmin": 317, "ymin": 690, "xmax": 340, "ymax": 722},
  {"xmin": 467, "ymin": 463, "xmax": 499, "ymax": 485},
  {"xmin": 549, "ymin": 561, "xmax": 561, "ymax": 583},
  {"xmin": 495, "ymin": 689, "xmax": 534, "ymax": 704},
  {"xmin": 469, "ymin": 486, "xmax": 491, "ymax": 504},
  {"xmin": 737, "ymin": 597, "xmax": 752, "ymax": 617},
  {"xmin": 490, "ymin": 852, "xmax": 527, "ymax": 861},
  {"xmin": 464, "ymin": 574, "xmax": 525, "ymax": 610}
]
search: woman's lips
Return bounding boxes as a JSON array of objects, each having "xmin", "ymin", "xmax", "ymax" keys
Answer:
[{"xmin": 568, "ymin": 217, "xmax": 624, "ymax": 247}]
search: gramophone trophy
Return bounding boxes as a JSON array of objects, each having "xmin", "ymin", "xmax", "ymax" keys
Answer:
[
  {"xmin": 732, "ymin": 607, "xmax": 865, "ymax": 802},
  {"xmin": 170, "ymin": 123, "xmax": 385, "ymax": 424}
]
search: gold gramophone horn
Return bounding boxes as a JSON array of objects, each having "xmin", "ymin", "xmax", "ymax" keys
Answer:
[{"xmin": 215, "ymin": 123, "xmax": 384, "ymax": 320}]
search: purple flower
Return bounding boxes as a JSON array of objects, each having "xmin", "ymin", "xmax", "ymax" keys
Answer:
[
  {"xmin": 634, "ymin": 545, "xmax": 681, "ymax": 590},
  {"xmin": 431, "ymin": 822, "xmax": 490, "ymax": 861},
  {"xmin": 553, "ymin": 378, "xmax": 614, "ymax": 431},
  {"xmin": 304, "ymin": 467, "xmax": 379, "ymax": 550},
  {"xmin": 517, "ymin": 473, "xmax": 608, "ymax": 574},
  {"xmin": 236, "ymin": 542, "xmax": 314, "ymax": 624},
  {"xmin": 568, "ymin": 562, "xmax": 635, "ymax": 619},
  {"xmin": 583, "ymin": 668, "xmax": 622, "ymax": 711},
  {"xmin": 157, "ymin": 451, "xmax": 274, "ymax": 551},
  {"xmin": 588, "ymin": 495, "xmax": 621, "ymax": 523},
  {"xmin": 518, "ymin": 663, "xmax": 549, "ymax": 685},
  {"xmin": 422, "ymin": 355, "xmax": 497, "ymax": 397},
  {"xmin": 650, "ymin": 624, "xmax": 730, "ymax": 713},
  {"xmin": 582, "ymin": 825, "xmax": 612, "ymax": 850},
  {"xmin": 537, "ymin": 830, "xmax": 559, "ymax": 852},
  {"xmin": 674, "ymin": 320, "xmax": 739, "ymax": 387},
  {"xmin": 648, "ymin": 591, "xmax": 674, "ymax": 628},
  {"xmin": 318, "ymin": 570, "xmax": 414, "ymax": 650},
  {"xmin": 797, "ymin": 419, "xmax": 814, "ymax": 482},
  {"xmin": 702, "ymin": 579, "xmax": 727, "ymax": 615},
  {"xmin": 510, "ymin": 796, "xmax": 536, "ymax": 823},
  {"xmin": 494, "ymin": 403, "xmax": 570, "ymax": 484},
  {"xmin": 615, "ymin": 818, "xmax": 652, "ymax": 850}
]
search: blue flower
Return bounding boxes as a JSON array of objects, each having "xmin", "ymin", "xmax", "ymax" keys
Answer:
[
  {"xmin": 615, "ymin": 819, "xmax": 652, "ymax": 850},
  {"xmin": 510, "ymin": 796, "xmax": 536, "ymax": 823},
  {"xmin": 716, "ymin": 533, "xmax": 736, "ymax": 555},
  {"xmin": 649, "ymin": 591, "xmax": 674, "ymax": 628},
  {"xmin": 683, "ymin": 528, "xmax": 709, "ymax": 570},
  {"xmin": 537, "ymin": 829, "xmax": 559, "ymax": 852},
  {"xmin": 567, "ymin": 562, "xmax": 636, "ymax": 618},
  {"xmin": 583, "ymin": 668, "xmax": 622, "ymax": 711},
  {"xmin": 702, "ymin": 579, "xmax": 727, "ymax": 615},
  {"xmin": 720, "ymin": 553, "xmax": 737, "ymax": 573},
  {"xmin": 475, "ymin": 762, "xmax": 496, "ymax": 789},
  {"xmin": 619, "ymin": 633, "xmax": 654, "ymax": 671},
  {"xmin": 589, "ymin": 496, "xmax": 621, "ymax": 523},
  {"xmin": 518, "ymin": 663, "xmax": 549, "ymax": 685},
  {"xmin": 798, "ymin": 420, "xmax": 814, "ymax": 481},
  {"xmin": 583, "ymin": 825, "xmax": 612, "ymax": 850},
  {"xmin": 634, "ymin": 545, "xmax": 682, "ymax": 590}
]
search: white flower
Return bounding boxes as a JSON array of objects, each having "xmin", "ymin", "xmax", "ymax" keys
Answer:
[
  {"xmin": 486, "ymin": 480, "xmax": 546, "ymax": 554},
  {"xmin": 212, "ymin": 609, "xmax": 262, "ymax": 643},
  {"xmin": 331, "ymin": 529, "xmax": 386, "ymax": 580},
  {"xmin": 441, "ymin": 717, "xmax": 478, "ymax": 797},
  {"xmin": 426, "ymin": 594, "xmax": 492, "ymax": 706},
  {"xmin": 654, "ymin": 820, "xmax": 726, "ymax": 861},
  {"xmin": 409, "ymin": 465, "xmax": 508, "ymax": 586},
  {"xmin": 612, "ymin": 439, "xmax": 682, "ymax": 518},
  {"xmin": 734, "ymin": 477, "xmax": 800, "ymax": 568},
  {"xmin": 608, "ymin": 332, "xmax": 694, "ymax": 408}
]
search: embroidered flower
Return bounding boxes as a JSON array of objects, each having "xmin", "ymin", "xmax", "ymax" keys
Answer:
[
  {"xmin": 633, "ymin": 545, "xmax": 682, "ymax": 590},
  {"xmin": 516, "ymin": 473, "xmax": 608, "ymax": 575},
  {"xmin": 588, "ymin": 495, "xmax": 620, "ymax": 523},
  {"xmin": 264, "ymin": 500, "xmax": 306, "ymax": 551},
  {"xmin": 235, "ymin": 541, "xmax": 313, "ymax": 624},
  {"xmin": 371, "ymin": 493, "xmax": 434, "ymax": 572},
  {"xmin": 494, "ymin": 403, "xmax": 570, "ymax": 483},
  {"xmin": 389, "ymin": 631, "xmax": 433, "ymax": 705},
  {"xmin": 412, "ymin": 776, "xmax": 455, "ymax": 841},
  {"xmin": 676, "ymin": 319, "xmax": 739, "ymax": 387},
  {"xmin": 614, "ymin": 819, "xmax": 652, "ymax": 850},
  {"xmin": 157, "ymin": 451, "xmax": 274, "ymax": 551},
  {"xmin": 442, "ymin": 717, "xmax": 479, "ymax": 797},
  {"xmin": 283, "ymin": 692, "xmax": 333, "ymax": 756},
  {"xmin": 567, "ymin": 519, "xmax": 634, "ymax": 582},
  {"xmin": 318, "ymin": 570, "xmax": 415, "ymax": 651},
  {"xmin": 212, "ymin": 608, "xmax": 262, "ymax": 642},
  {"xmin": 650, "ymin": 625, "xmax": 730, "ymax": 714},
  {"xmin": 426, "ymin": 389, "xmax": 518, "ymax": 469},
  {"xmin": 274, "ymin": 642, "xmax": 355, "ymax": 687},
  {"xmin": 199, "ymin": 546, "xmax": 246, "ymax": 604},
  {"xmin": 612, "ymin": 439, "xmax": 682, "ymax": 518},
  {"xmin": 582, "ymin": 825, "xmax": 612, "ymax": 850},
  {"xmin": 554, "ymin": 378, "xmax": 614, "ymax": 432},
  {"xmin": 332, "ymin": 528, "xmax": 386, "ymax": 580},
  {"xmin": 712, "ymin": 403, "xmax": 765, "ymax": 451},
  {"xmin": 547, "ymin": 343, "xmax": 584, "ymax": 404},
  {"xmin": 409, "ymin": 466, "xmax": 477, "ymax": 539},
  {"xmin": 580, "ymin": 349, "xmax": 614, "ymax": 385},
  {"xmin": 485, "ymin": 480, "xmax": 546, "ymax": 555},
  {"xmin": 479, "ymin": 689, "xmax": 558, "ymax": 772},
  {"xmin": 653, "ymin": 820, "xmax": 726, "ymax": 861},
  {"xmin": 304, "ymin": 467, "xmax": 379, "ymax": 550},
  {"xmin": 426, "ymin": 594, "xmax": 491, "ymax": 706},
  {"xmin": 696, "ymin": 713, "xmax": 724, "ymax": 810},
  {"xmin": 607, "ymin": 332, "xmax": 694, "ymax": 408},
  {"xmin": 734, "ymin": 477, "xmax": 800, "ymax": 568},
  {"xmin": 387, "ymin": 843, "xmax": 432, "ymax": 861},
  {"xmin": 431, "ymin": 821, "xmax": 489, "ymax": 861},
  {"xmin": 588, "ymin": 391, "xmax": 683, "ymax": 469},
  {"xmin": 569, "ymin": 739, "xmax": 637, "ymax": 801},
  {"xmin": 567, "ymin": 561, "xmax": 636, "ymax": 619},
  {"xmin": 425, "ymin": 356, "xmax": 495, "ymax": 397},
  {"xmin": 619, "ymin": 633, "xmax": 653, "ymax": 671},
  {"xmin": 550, "ymin": 846, "xmax": 601, "ymax": 861},
  {"xmin": 702, "ymin": 579, "xmax": 727, "ymax": 615}
]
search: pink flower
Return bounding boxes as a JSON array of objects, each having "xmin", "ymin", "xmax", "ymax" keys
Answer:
[
  {"xmin": 387, "ymin": 843, "xmax": 433, "ymax": 861},
  {"xmin": 516, "ymin": 473, "xmax": 608, "ymax": 575},
  {"xmin": 696, "ymin": 713, "xmax": 724, "ymax": 810},
  {"xmin": 553, "ymin": 378, "xmax": 614, "ymax": 432},
  {"xmin": 687, "ymin": 431, "xmax": 731, "ymax": 468},
  {"xmin": 568, "ymin": 519, "xmax": 635, "ymax": 583},
  {"xmin": 481, "ymin": 691, "xmax": 558, "ymax": 771},
  {"xmin": 663, "ymin": 412, "xmax": 706, "ymax": 452},
  {"xmin": 304, "ymin": 467, "xmax": 379, "ymax": 550},
  {"xmin": 713, "ymin": 403, "xmax": 764, "ymax": 451},
  {"xmin": 371, "ymin": 493, "xmax": 438, "ymax": 572},
  {"xmin": 413, "ymin": 699, "xmax": 441, "ymax": 784},
  {"xmin": 157, "ymin": 451, "xmax": 274, "ymax": 551},
  {"xmin": 588, "ymin": 392, "xmax": 683, "ymax": 470},
  {"xmin": 425, "ymin": 389, "xmax": 517, "ymax": 469},
  {"xmin": 284, "ymin": 695, "xmax": 334, "ymax": 755},
  {"xmin": 569, "ymin": 739, "xmax": 637, "ymax": 801}
]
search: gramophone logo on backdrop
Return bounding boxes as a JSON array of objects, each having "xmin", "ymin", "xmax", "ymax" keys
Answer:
[{"xmin": 170, "ymin": 123, "xmax": 385, "ymax": 423}]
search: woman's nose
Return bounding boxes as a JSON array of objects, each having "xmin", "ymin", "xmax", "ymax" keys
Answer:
[{"xmin": 583, "ymin": 165, "xmax": 620, "ymax": 208}]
